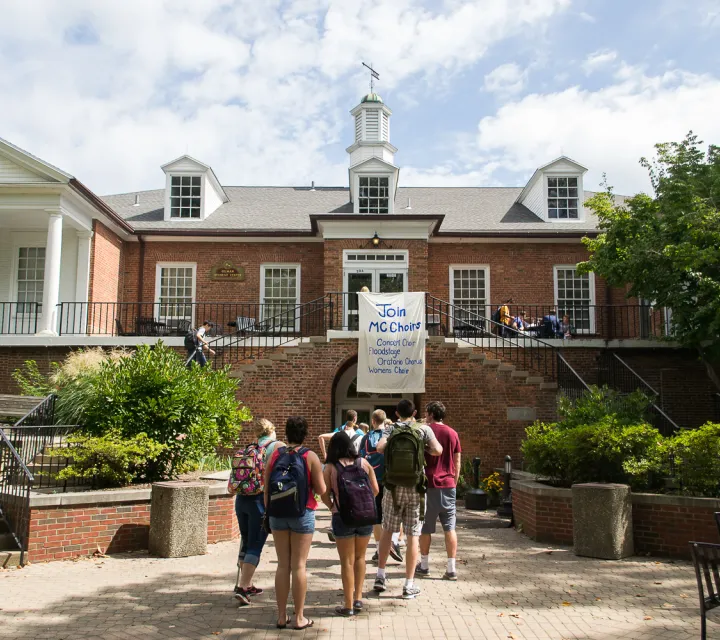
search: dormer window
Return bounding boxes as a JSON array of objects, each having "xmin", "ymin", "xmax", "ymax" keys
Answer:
[
  {"xmin": 359, "ymin": 176, "xmax": 389, "ymax": 214},
  {"xmin": 547, "ymin": 177, "xmax": 579, "ymax": 219},
  {"xmin": 170, "ymin": 175, "xmax": 202, "ymax": 218}
]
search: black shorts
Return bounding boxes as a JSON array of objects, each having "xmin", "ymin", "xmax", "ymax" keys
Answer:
[{"xmin": 375, "ymin": 484, "xmax": 384, "ymax": 525}]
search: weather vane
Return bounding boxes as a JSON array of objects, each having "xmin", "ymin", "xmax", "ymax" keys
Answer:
[{"xmin": 362, "ymin": 62, "xmax": 379, "ymax": 93}]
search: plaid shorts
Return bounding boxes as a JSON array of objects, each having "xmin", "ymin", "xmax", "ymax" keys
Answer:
[{"xmin": 381, "ymin": 486, "xmax": 424, "ymax": 537}]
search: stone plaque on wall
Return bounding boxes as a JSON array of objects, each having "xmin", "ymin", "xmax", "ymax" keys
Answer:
[
  {"xmin": 507, "ymin": 407, "xmax": 536, "ymax": 421},
  {"xmin": 210, "ymin": 261, "xmax": 245, "ymax": 282}
]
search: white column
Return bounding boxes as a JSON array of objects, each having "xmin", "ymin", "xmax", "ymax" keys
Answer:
[
  {"xmin": 74, "ymin": 230, "xmax": 93, "ymax": 334},
  {"xmin": 37, "ymin": 211, "xmax": 63, "ymax": 336}
]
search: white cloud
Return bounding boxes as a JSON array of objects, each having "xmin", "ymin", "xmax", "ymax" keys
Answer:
[
  {"xmin": 483, "ymin": 63, "xmax": 527, "ymax": 97},
  {"xmin": 581, "ymin": 49, "xmax": 618, "ymax": 74},
  {"xmin": 471, "ymin": 66, "xmax": 720, "ymax": 194},
  {"xmin": 578, "ymin": 11, "xmax": 596, "ymax": 22},
  {"xmin": 0, "ymin": 0, "xmax": 570, "ymax": 193}
]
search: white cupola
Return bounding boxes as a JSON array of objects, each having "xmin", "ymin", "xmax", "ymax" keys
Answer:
[{"xmin": 346, "ymin": 93, "xmax": 399, "ymax": 214}]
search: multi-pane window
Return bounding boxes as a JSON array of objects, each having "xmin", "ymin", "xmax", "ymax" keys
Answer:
[
  {"xmin": 16, "ymin": 247, "xmax": 45, "ymax": 312},
  {"xmin": 451, "ymin": 267, "xmax": 487, "ymax": 325},
  {"xmin": 158, "ymin": 266, "xmax": 194, "ymax": 320},
  {"xmin": 555, "ymin": 267, "xmax": 593, "ymax": 332},
  {"xmin": 170, "ymin": 175, "xmax": 202, "ymax": 218},
  {"xmin": 262, "ymin": 266, "xmax": 299, "ymax": 330},
  {"xmin": 547, "ymin": 177, "xmax": 579, "ymax": 219},
  {"xmin": 359, "ymin": 176, "xmax": 390, "ymax": 214}
]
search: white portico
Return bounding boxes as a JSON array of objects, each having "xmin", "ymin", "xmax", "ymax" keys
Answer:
[{"xmin": 0, "ymin": 138, "xmax": 131, "ymax": 335}]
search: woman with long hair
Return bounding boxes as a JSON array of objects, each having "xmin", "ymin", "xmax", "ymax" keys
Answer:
[
  {"xmin": 321, "ymin": 431, "xmax": 379, "ymax": 617},
  {"xmin": 264, "ymin": 416, "xmax": 325, "ymax": 630}
]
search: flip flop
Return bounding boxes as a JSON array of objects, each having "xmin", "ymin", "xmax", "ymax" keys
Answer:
[
  {"xmin": 276, "ymin": 615, "xmax": 291, "ymax": 629},
  {"xmin": 293, "ymin": 618, "xmax": 315, "ymax": 630}
]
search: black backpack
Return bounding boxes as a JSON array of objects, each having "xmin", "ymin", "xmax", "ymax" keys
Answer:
[
  {"xmin": 184, "ymin": 328, "xmax": 199, "ymax": 350},
  {"xmin": 491, "ymin": 306, "xmax": 502, "ymax": 324},
  {"xmin": 335, "ymin": 459, "xmax": 377, "ymax": 527}
]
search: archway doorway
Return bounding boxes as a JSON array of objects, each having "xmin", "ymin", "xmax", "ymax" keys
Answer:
[{"xmin": 333, "ymin": 361, "xmax": 413, "ymax": 427}]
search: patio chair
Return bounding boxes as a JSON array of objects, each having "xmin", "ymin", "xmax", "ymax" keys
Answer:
[
  {"xmin": 228, "ymin": 316, "xmax": 259, "ymax": 335},
  {"xmin": 689, "ymin": 541, "xmax": 720, "ymax": 639},
  {"xmin": 114, "ymin": 318, "xmax": 137, "ymax": 337}
]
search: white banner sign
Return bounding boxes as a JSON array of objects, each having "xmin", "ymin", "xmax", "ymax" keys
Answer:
[{"xmin": 357, "ymin": 291, "xmax": 426, "ymax": 393}]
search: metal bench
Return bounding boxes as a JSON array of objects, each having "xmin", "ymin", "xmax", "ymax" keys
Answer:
[
  {"xmin": 0, "ymin": 395, "xmax": 45, "ymax": 420},
  {"xmin": 690, "ymin": 541, "xmax": 720, "ymax": 639}
]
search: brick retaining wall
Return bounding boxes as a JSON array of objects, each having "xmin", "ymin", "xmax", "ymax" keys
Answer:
[
  {"xmin": 25, "ymin": 485, "xmax": 237, "ymax": 563},
  {"xmin": 512, "ymin": 478, "xmax": 720, "ymax": 558}
]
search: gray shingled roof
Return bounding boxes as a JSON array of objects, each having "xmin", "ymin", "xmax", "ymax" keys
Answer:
[{"xmin": 101, "ymin": 186, "xmax": 602, "ymax": 234}]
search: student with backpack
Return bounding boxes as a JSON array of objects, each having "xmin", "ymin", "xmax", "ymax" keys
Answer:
[
  {"xmin": 264, "ymin": 416, "xmax": 325, "ymax": 631},
  {"xmin": 320, "ymin": 431, "xmax": 379, "ymax": 617},
  {"xmin": 359, "ymin": 410, "xmax": 403, "ymax": 563},
  {"xmin": 318, "ymin": 410, "xmax": 364, "ymax": 459},
  {"xmin": 228, "ymin": 418, "xmax": 284, "ymax": 606},
  {"xmin": 415, "ymin": 401, "xmax": 462, "ymax": 581},
  {"xmin": 374, "ymin": 399, "xmax": 443, "ymax": 599},
  {"xmin": 184, "ymin": 320, "xmax": 216, "ymax": 367}
]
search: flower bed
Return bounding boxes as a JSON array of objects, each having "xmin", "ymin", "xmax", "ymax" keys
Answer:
[{"xmin": 25, "ymin": 482, "xmax": 238, "ymax": 563}]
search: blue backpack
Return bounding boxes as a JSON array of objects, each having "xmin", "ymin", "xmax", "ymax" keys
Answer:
[
  {"xmin": 268, "ymin": 446, "xmax": 309, "ymax": 518},
  {"xmin": 360, "ymin": 429, "xmax": 384, "ymax": 483}
]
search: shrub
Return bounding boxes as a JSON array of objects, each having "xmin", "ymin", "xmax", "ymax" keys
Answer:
[
  {"xmin": 669, "ymin": 423, "xmax": 720, "ymax": 497},
  {"xmin": 48, "ymin": 433, "xmax": 166, "ymax": 489},
  {"xmin": 12, "ymin": 360, "xmax": 57, "ymax": 396},
  {"xmin": 68, "ymin": 342, "xmax": 250, "ymax": 480},
  {"xmin": 557, "ymin": 386, "xmax": 652, "ymax": 429}
]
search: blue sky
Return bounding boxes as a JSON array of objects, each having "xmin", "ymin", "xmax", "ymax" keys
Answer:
[{"xmin": 0, "ymin": 0, "xmax": 718, "ymax": 196}]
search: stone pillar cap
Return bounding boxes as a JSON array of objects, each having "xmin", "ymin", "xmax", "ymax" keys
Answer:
[
  {"xmin": 571, "ymin": 483, "xmax": 630, "ymax": 489},
  {"xmin": 152, "ymin": 481, "xmax": 209, "ymax": 489}
]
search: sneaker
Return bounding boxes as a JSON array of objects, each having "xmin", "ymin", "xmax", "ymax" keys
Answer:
[
  {"xmin": 389, "ymin": 542, "xmax": 403, "ymax": 562},
  {"xmin": 234, "ymin": 588, "xmax": 250, "ymax": 606},
  {"xmin": 442, "ymin": 571, "xmax": 458, "ymax": 581},
  {"xmin": 402, "ymin": 584, "xmax": 421, "ymax": 599},
  {"xmin": 327, "ymin": 531, "xmax": 336, "ymax": 542},
  {"xmin": 414, "ymin": 563, "xmax": 429, "ymax": 577},
  {"xmin": 246, "ymin": 585, "xmax": 264, "ymax": 596},
  {"xmin": 373, "ymin": 576, "xmax": 387, "ymax": 593},
  {"xmin": 371, "ymin": 551, "xmax": 379, "ymax": 563}
]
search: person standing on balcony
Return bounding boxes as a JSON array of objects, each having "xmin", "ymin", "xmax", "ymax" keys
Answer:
[{"xmin": 184, "ymin": 321, "xmax": 216, "ymax": 367}]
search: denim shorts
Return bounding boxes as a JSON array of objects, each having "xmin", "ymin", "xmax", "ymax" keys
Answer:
[
  {"xmin": 269, "ymin": 509, "xmax": 316, "ymax": 535},
  {"xmin": 331, "ymin": 512, "xmax": 373, "ymax": 539}
]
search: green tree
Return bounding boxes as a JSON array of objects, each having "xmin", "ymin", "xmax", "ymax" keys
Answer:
[{"xmin": 579, "ymin": 133, "xmax": 720, "ymax": 389}]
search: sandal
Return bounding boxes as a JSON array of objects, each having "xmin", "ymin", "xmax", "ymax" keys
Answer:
[
  {"xmin": 293, "ymin": 618, "xmax": 315, "ymax": 630},
  {"xmin": 276, "ymin": 615, "xmax": 291, "ymax": 629},
  {"xmin": 335, "ymin": 606, "xmax": 355, "ymax": 618},
  {"xmin": 353, "ymin": 600, "xmax": 363, "ymax": 612}
]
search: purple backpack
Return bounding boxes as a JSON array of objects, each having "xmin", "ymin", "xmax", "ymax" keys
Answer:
[{"xmin": 335, "ymin": 459, "xmax": 377, "ymax": 527}]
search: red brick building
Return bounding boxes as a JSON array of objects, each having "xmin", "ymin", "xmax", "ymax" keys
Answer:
[{"xmin": 1, "ymin": 94, "xmax": 716, "ymax": 468}]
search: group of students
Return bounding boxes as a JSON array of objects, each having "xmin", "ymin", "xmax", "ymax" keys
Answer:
[
  {"xmin": 495, "ymin": 300, "xmax": 574, "ymax": 339},
  {"xmin": 228, "ymin": 399, "xmax": 462, "ymax": 630}
]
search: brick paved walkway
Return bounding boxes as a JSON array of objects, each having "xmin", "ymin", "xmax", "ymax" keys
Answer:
[{"xmin": 0, "ymin": 508, "xmax": 712, "ymax": 639}]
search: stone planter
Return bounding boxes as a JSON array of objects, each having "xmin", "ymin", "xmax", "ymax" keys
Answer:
[{"xmin": 572, "ymin": 483, "xmax": 633, "ymax": 560}]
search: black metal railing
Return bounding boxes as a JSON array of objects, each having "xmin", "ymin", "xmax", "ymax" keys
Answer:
[
  {"xmin": 425, "ymin": 296, "xmax": 557, "ymax": 379},
  {"xmin": 598, "ymin": 352, "xmax": 680, "ymax": 436},
  {"xmin": 0, "ymin": 428, "xmax": 33, "ymax": 565},
  {"xmin": 487, "ymin": 301, "xmax": 673, "ymax": 340},
  {"xmin": 0, "ymin": 302, "xmax": 41, "ymax": 335},
  {"xmin": 13, "ymin": 394, "xmax": 55, "ymax": 427},
  {"xmin": 208, "ymin": 296, "xmax": 331, "ymax": 368},
  {"xmin": 713, "ymin": 393, "xmax": 720, "ymax": 423},
  {"xmin": 557, "ymin": 353, "xmax": 591, "ymax": 403}
]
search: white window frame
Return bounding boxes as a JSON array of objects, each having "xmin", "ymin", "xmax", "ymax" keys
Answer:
[
  {"xmin": 10, "ymin": 239, "xmax": 47, "ymax": 319},
  {"xmin": 553, "ymin": 265, "xmax": 595, "ymax": 334},
  {"xmin": 544, "ymin": 173, "xmax": 584, "ymax": 222},
  {"xmin": 164, "ymin": 173, "xmax": 205, "ymax": 221},
  {"xmin": 260, "ymin": 263, "xmax": 302, "ymax": 331},
  {"xmin": 448, "ymin": 264, "xmax": 491, "ymax": 333},
  {"xmin": 154, "ymin": 262, "xmax": 197, "ymax": 327},
  {"xmin": 354, "ymin": 173, "xmax": 393, "ymax": 214}
]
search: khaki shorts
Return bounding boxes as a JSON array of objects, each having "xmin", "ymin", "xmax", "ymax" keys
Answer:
[{"xmin": 381, "ymin": 486, "xmax": 424, "ymax": 537}]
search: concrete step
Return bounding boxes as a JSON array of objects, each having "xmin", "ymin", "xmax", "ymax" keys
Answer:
[
  {"xmin": 235, "ymin": 364, "xmax": 258, "ymax": 373},
  {"xmin": 526, "ymin": 376, "xmax": 544, "ymax": 385},
  {"xmin": 283, "ymin": 347, "xmax": 301, "ymax": 355},
  {"xmin": 0, "ymin": 550, "xmax": 22, "ymax": 569},
  {"xmin": 482, "ymin": 359, "xmax": 501, "ymax": 367},
  {"xmin": 456, "ymin": 347, "xmax": 474, "ymax": 356},
  {"xmin": 469, "ymin": 353, "xmax": 486, "ymax": 361},
  {"xmin": 511, "ymin": 370, "xmax": 530, "ymax": 379},
  {"xmin": 540, "ymin": 382, "xmax": 559, "ymax": 390},
  {"xmin": 498, "ymin": 363, "xmax": 515, "ymax": 372},
  {"xmin": 308, "ymin": 336, "xmax": 328, "ymax": 343},
  {"xmin": 427, "ymin": 336, "xmax": 446, "ymax": 344},
  {"xmin": 255, "ymin": 359, "xmax": 273, "ymax": 367},
  {"xmin": 297, "ymin": 341, "xmax": 315, "ymax": 349},
  {"xmin": 268, "ymin": 353, "xmax": 288, "ymax": 361}
]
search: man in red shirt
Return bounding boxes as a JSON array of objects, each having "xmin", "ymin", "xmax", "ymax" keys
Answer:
[{"xmin": 415, "ymin": 401, "xmax": 462, "ymax": 580}]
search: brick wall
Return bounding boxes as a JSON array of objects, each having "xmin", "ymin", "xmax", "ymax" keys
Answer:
[
  {"xmin": 120, "ymin": 241, "xmax": 325, "ymax": 305},
  {"xmin": 232, "ymin": 339, "xmax": 557, "ymax": 472},
  {"xmin": 26, "ymin": 492, "xmax": 238, "ymax": 563},
  {"xmin": 513, "ymin": 480, "xmax": 720, "ymax": 558},
  {"xmin": 88, "ymin": 221, "xmax": 124, "ymax": 304},
  {"xmin": 0, "ymin": 347, "xmax": 73, "ymax": 394}
]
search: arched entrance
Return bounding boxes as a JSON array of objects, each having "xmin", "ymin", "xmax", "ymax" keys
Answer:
[{"xmin": 332, "ymin": 360, "xmax": 413, "ymax": 427}]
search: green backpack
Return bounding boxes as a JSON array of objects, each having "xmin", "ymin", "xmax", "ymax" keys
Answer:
[{"xmin": 384, "ymin": 422, "xmax": 427, "ymax": 508}]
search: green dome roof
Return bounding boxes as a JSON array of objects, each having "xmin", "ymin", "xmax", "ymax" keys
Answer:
[{"xmin": 360, "ymin": 92, "xmax": 383, "ymax": 104}]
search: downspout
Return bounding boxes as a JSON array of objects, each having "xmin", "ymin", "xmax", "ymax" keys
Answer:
[{"xmin": 137, "ymin": 235, "xmax": 146, "ymax": 326}]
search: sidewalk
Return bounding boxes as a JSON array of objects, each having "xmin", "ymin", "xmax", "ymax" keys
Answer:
[{"xmin": 0, "ymin": 507, "xmax": 708, "ymax": 639}]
